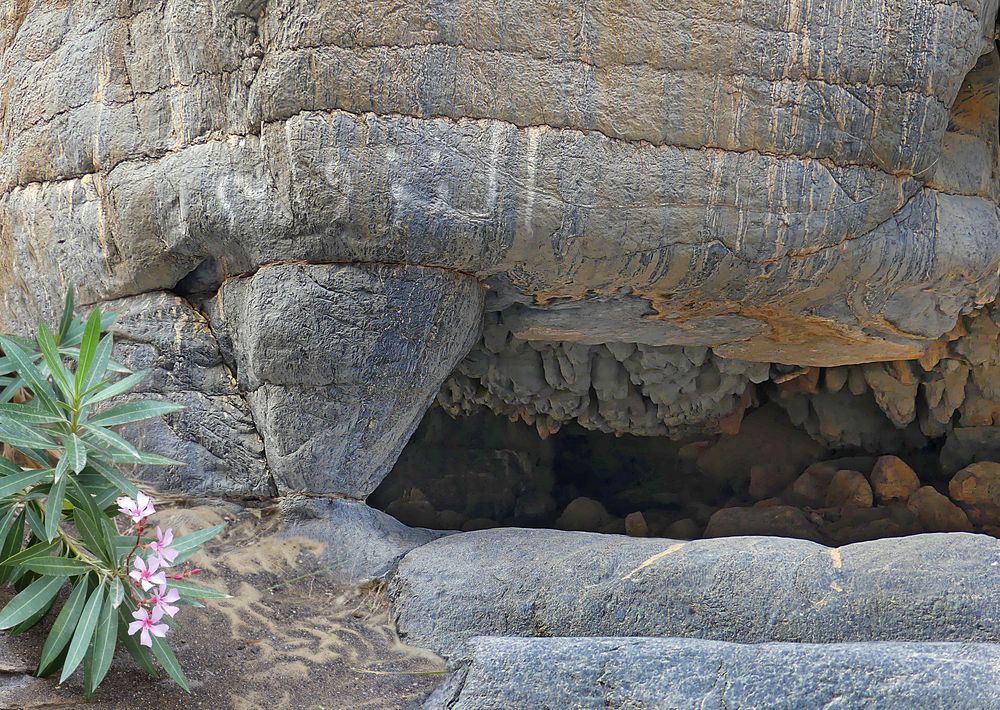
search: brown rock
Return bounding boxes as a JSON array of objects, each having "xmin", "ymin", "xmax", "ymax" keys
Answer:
[
  {"xmin": 790, "ymin": 463, "xmax": 839, "ymax": 507},
  {"xmin": 824, "ymin": 470, "xmax": 874, "ymax": 509},
  {"xmin": 753, "ymin": 497, "xmax": 786, "ymax": 508},
  {"xmin": 462, "ymin": 517, "xmax": 499, "ymax": 532},
  {"xmin": 666, "ymin": 518, "xmax": 700, "ymax": 540},
  {"xmin": 907, "ymin": 486, "xmax": 973, "ymax": 533},
  {"xmin": 556, "ymin": 497, "xmax": 611, "ymax": 532},
  {"xmin": 385, "ymin": 498, "xmax": 438, "ymax": 528},
  {"xmin": 703, "ymin": 506, "xmax": 822, "ymax": 542},
  {"xmin": 949, "ymin": 462, "xmax": 1000, "ymax": 527},
  {"xmin": 749, "ymin": 464, "xmax": 799, "ymax": 500},
  {"xmin": 870, "ymin": 456, "xmax": 921, "ymax": 503},
  {"xmin": 821, "ymin": 504, "xmax": 923, "ymax": 545},
  {"xmin": 625, "ymin": 512, "xmax": 649, "ymax": 537}
]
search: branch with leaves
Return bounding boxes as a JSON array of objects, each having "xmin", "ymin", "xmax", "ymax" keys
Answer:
[{"xmin": 0, "ymin": 290, "xmax": 225, "ymax": 699}]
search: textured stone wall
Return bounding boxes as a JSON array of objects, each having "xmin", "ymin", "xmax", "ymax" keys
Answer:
[{"xmin": 2, "ymin": 1, "xmax": 1000, "ymax": 498}]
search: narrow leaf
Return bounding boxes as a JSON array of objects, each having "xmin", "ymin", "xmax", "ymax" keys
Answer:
[
  {"xmin": 0, "ymin": 574, "xmax": 65, "ymax": 630},
  {"xmin": 0, "ymin": 337, "xmax": 59, "ymax": 414},
  {"xmin": 81, "ymin": 425, "xmax": 142, "ymax": 462},
  {"xmin": 63, "ymin": 434, "xmax": 87, "ymax": 474},
  {"xmin": 22, "ymin": 557, "xmax": 90, "ymax": 576},
  {"xmin": 117, "ymin": 607, "xmax": 157, "ymax": 678},
  {"xmin": 36, "ymin": 324, "xmax": 74, "ymax": 401},
  {"xmin": 80, "ymin": 334, "xmax": 114, "ymax": 399},
  {"xmin": 169, "ymin": 579, "xmax": 230, "ymax": 601},
  {"xmin": 170, "ymin": 523, "xmax": 225, "ymax": 565},
  {"xmin": 37, "ymin": 578, "xmax": 88, "ymax": 676},
  {"xmin": 81, "ymin": 456, "xmax": 138, "ymax": 497},
  {"xmin": 0, "ymin": 539, "xmax": 60, "ymax": 567},
  {"xmin": 60, "ymin": 582, "xmax": 105, "ymax": 683},
  {"xmin": 84, "ymin": 592, "xmax": 117, "ymax": 697},
  {"xmin": 56, "ymin": 288, "xmax": 76, "ymax": 343},
  {"xmin": 45, "ymin": 461, "xmax": 68, "ymax": 542},
  {"xmin": 0, "ymin": 413, "xmax": 57, "ymax": 449},
  {"xmin": 151, "ymin": 634, "xmax": 190, "ymax": 692},
  {"xmin": 88, "ymin": 400, "xmax": 184, "ymax": 428},
  {"xmin": 74, "ymin": 310, "xmax": 103, "ymax": 398},
  {"xmin": 0, "ymin": 468, "xmax": 50, "ymax": 500},
  {"xmin": 82, "ymin": 370, "xmax": 150, "ymax": 406}
]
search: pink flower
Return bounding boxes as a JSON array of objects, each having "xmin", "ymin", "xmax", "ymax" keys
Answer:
[
  {"xmin": 148, "ymin": 527, "xmax": 178, "ymax": 565},
  {"xmin": 128, "ymin": 607, "xmax": 169, "ymax": 648},
  {"xmin": 148, "ymin": 584, "xmax": 181, "ymax": 618},
  {"xmin": 117, "ymin": 492, "xmax": 155, "ymax": 523},
  {"xmin": 130, "ymin": 556, "xmax": 166, "ymax": 591}
]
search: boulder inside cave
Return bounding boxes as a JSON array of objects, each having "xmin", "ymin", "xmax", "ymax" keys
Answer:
[{"xmin": 372, "ymin": 402, "xmax": 992, "ymax": 546}]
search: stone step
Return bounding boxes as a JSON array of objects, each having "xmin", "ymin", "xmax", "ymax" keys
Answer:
[
  {"xmin": 426, "ymin": 637, "xmax": 1000, "ymax": 709},
  {"xmin": 389, "ymin": 528, "xmax": 1000, "ymax": 656}
]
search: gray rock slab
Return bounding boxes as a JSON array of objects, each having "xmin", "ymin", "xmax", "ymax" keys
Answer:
[
  {"xmin": 212, "ymin": 262, "xmax": 484, "ymax": 497},
  {"xmin": 278, "ymin": 497, "xmax": 445, "ymax": 585},
  {"xmin": 427, "ymin": 636, "xmax": 1000, "ymax": 710},
  {"xmin": 389, "ymin": 528, "xmax": 1000, "ymax": 656}
]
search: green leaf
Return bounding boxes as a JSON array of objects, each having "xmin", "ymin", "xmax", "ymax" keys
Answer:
[
  {"xmin": 0, "ymin": 403, "xmax": 64, "ymax": 425},
  {"xmin": 109, "ymin": 578, "xmax": 125, "ymax": 609},
  {"xmin": 37, "ymin": 577, "xmax": 88, "ymax": 677},
  {"xmin": 151, "ymin": 634, "xmax": 190, "ymax": 692},
  {"xmin": 0, "ymin": 336, "xmax": 59, "ymax": 415},
  {"xmin": 84, "ymin": 591, "xmax": 117, "ymax": 698},
  {"xmin": 36, "ymin": 323, "xmax": 74, "ymax": 401},
  {"xmin": 0, "ymin": 455, "xmax": 19, "ymax": 476},
  {"xmin": 0, "ymin": 513, "xmax": 25, "ymax": 584},
  {"xmin": 10, "ymin": 588, "xmax": 58, "ymax": 635},
  {"xmin": 88, "ymin": 400, "xmax": 185, "ymax": 428},
  {"xmin": 117, "ymin": 607, "xmax": 157, "ymax": 678},
  {"xmin": 169, "ymin": 579, "xmax": 231, "ymax": 601},
  {"xmin": 74, "ymin": 310, "xmax": 103, "ymax": 398},
  {"xmin": 170, "ymin": 523, "xmax": 225, "ymax": 565},
  {"xmin": 82, "ymin": 370, "xmax": 150, "ymax": 406},
  {"xmin": 63, "ymin": 434, "xmax": 86, "ymax": 474},
  {"xmin": 81, "ymin": 425, "xmax": 142, "ymax": 462},
  {"xmin": 0, "ymin": 504, "xmax": 17, "ymax": 541},
  {"xmin": 0, "ymin": 468, "xmax": 50, "ymax": 500},
  {"xmin": 72, "ymin": 509, "xmax": 115, "ymax": 567},
  {"xmin": 80, "ymin": 334, "xmax": 114, "ymax": 401},
  {"xmin": 45, "ymin": 462, "xmax": 68, "ymax": 542},
  {"xmin": 24, "ymin": 503, "xmax": 46, "ymax": 541},
  {"xmin": 0, "ymin": 574, "xmax": 65, "ymax": 630},
  {"xmin": 0, "ymin": 539, "xmax": 60, "ymax": 567},
  {"xmin": 60, "ymin": 582, "xmax": 105, "ymax": 683},
  {"xmin": 21, "ymin": 557, "xmax": 90, "ymax": 576},
  {"xmin": 82, "ymin": 456, "xmax": 139, "ymax": 497},
  {"xmin": 0, "ymin": 412, "xmax": 57, "ymax": 450},
  {"xmin": 56, "ymin": 288, "xmax": 76, "ymax": 343}
]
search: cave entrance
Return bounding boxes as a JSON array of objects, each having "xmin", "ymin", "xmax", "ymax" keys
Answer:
[{"xmin": 371, "ymin": 403, "xmax": 985, "ymax": 546}]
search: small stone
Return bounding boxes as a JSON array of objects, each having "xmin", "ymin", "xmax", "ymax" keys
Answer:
[
  {"xmin": 704, "ymin": 506, "xmax": 822, "ymax": 542},
  {"xmin": 385, "ymin": 498, "xmax": 438, "ymax": 528},
  {"xmin": 625, "ymin": 512, "xmax": 649, "ymax": 537},
  {"xmin": 907, "ymin": 486, "xmax": 973, "ymax": 533},
  {"xmin": 824, "ymin": 470, "xmax": 874, "ymax": 509},
  {"xmin": 556, "ymin": 497, "xmax": 611, "ymax": 532},
  {"xmin": 870, "ymin": 456, "xmax": 921, "ymax": 503},
  {"xmin": 821, "ymin": 504, "xmax": 922, "ymax": 545},
  {"xmin": 435, "ymin": 509, "xmax": 467, "ymax": 530},
  {"xmin": 790, "ymin": 463, "xmax": 838, "ymax": 507},
  {"xmin": 749, "ymin": 464, "xmax": 799, "ymax": 500},
  {"xmin": 949, "ymin": 461, "xmax": 1000, "ymax": 527},
  {"xmin": 666, "ymin": 518, "xmax": 700, "ymax": 540},
  {"xmin": 514, "ymin": 492, "xmax": 557, "ymax": 525},
  {"xmin": 753, "ymin": 497, "xmax": 786, "ymax": 508}
]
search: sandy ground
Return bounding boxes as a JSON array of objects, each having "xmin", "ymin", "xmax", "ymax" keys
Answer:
[{"xmin": 0, "ymin": 499, "xmax": 445, "ymax": 709}]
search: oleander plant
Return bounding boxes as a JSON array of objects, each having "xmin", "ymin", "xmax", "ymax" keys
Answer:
[{"xmin": 0, "ymin": 290, "xmax": 225, "ymax": 698}]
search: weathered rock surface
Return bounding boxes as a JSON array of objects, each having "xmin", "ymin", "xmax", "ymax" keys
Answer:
[
  {"xmin": 107, "ymin": 291, "xmax": 275, "ymax": 497},
  {"xmin": 390, "ymin": 528, "xmax": 1000, "ymax": 656},
  {"xmin": 278, "ymin": 497, "xmax": 446, "ymax": 584},
  {"xmin": 950, "ymin": 461, "xmax": 1000, "ymax": 527},
  {"xmin": 428, "ymin": 637, "xmax": 1000, "ymax": 709},
  {"xmin": 208, "ymin": 262, "xmax": 483, "ymax": 496}
]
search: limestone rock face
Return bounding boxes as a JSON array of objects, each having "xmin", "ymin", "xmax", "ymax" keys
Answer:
[{"xmin": 3, "ymin": 0, "xmax": 1000, "ymax": 489}]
